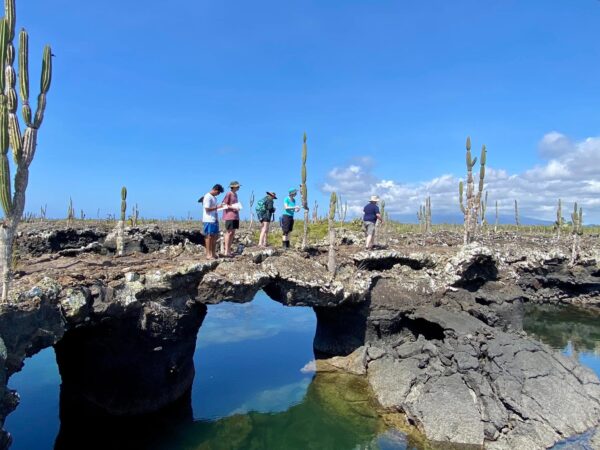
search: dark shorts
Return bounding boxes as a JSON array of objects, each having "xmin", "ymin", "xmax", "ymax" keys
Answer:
[
  {"xmin": 281, "ymin": 215, "xmax": 294, "ymax": 234},
  {"xmin": 225, "ymin": 220, "xmax": 240, "ymax": 230},
  {"xmin": 203, "ymin": 222, "xmax": 219, "ymax": 236}
]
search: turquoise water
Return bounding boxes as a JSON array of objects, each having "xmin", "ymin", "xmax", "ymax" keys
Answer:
[{"xmin": 4, "ymin": 292, "xmax": 416, "ymax": 449}]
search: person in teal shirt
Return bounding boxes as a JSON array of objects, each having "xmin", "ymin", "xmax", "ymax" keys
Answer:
[{"xmin": 281, "ymin": 188, "xmax": 300, "ymax": 248}]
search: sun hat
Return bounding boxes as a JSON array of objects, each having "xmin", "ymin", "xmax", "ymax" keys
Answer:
[
  {"xmin": 266, "ymin": 191, "xmax": 278, "ymax": 199},
  {"xmin": 370, "ymin": 195, "xmax": 380, "ymax": 202},
  {"xmin": 289, "ymin": 188, "xmax": 298, "ymax": 194},
  {"xmin": 229, "ymin": 181, "xmax": 241, "ymax": 188}
]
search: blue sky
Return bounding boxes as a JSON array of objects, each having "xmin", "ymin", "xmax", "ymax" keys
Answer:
[{"xmin": 8, "ymin": 0, "xmax": 600, "ymax": 221}]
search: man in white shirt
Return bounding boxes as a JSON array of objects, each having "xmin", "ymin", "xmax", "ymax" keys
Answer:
[{"xmin": 201, "ymin": 184, "xmax": 224, "ymax": 259}]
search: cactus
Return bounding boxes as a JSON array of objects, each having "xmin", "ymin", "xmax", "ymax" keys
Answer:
[
  {"xmin": 300, "ymin": 133, "xmax": 309, "ymax": 249},
  {"xmin": 336, "ymin": 194, "xmax": 348, "ymax": 227},
  {"xmin": 426, "ymin": 196, "xmax": 432, "ymax": 233},
  {"xmin": 554, "ymin": 199, "xmax": 563, "ymax": 239},
  {"xmin": 131, "ymin": 203, "xmax": 139, "ymax": 226},
  {"xmin": 80, "ymin": 209, "xmax": 85, "ymax": 221},
  {"xmin": 494, "ymin": 200, "xmax": 499, "ymax": 233},
  {"xmin": 570, "ymin": 202, "xmax": 583, "ymax": 265},
  {"xmin": 481, "ymin": 191, "xmax": 488, "ymax": 227},
  {"xmin": 514, "ymin": 200, "xmax": 520, "ymax": 227},
  {"xmin": 39, "ymin": 203, "xmax": 46, "ymax": 222},
  {"xmin": 327, "ymin": 192, "xmax": 337, "ymax": 275},
  {"xmin": 120, "ymin": 186, "xmax": 127, "ymax": 221},
  {"xmin": 312, "ymin": 200, "xmax": 318, "ymax": 223},
  {"xmin": 66, "ymin": 197, "xmax": 74, "ymax": 226},
  {"xmin": 116, "ymin": 186, "xmax": 127, "ymax": 256},
  {"xmin": 460, "ymin": 137, "xmax": 486, "ymax": 244},
  {"xmin": 0, "ymin": 0, "xmax": 53, "ymax": 302},
  {"xmin": 248, "ymin": 191, "xmax": 255, "ymax": 231},
  {"xmin": 417, "ymin": 206, "xmax": 424, "ymax": 232}
]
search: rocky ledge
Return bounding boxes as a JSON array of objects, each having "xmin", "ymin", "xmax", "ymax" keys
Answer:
[{"xmin": 1, "ymin": 226, "xmax": 600, "ymax": 449}]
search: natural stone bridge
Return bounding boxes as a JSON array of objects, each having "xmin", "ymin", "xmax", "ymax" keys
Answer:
[{"xmin": 1, "ymin": 226, "xmax": 600, "ymax": 449}]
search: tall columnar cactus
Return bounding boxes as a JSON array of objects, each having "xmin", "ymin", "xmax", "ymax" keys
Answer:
[
  {"xmin": 425, "ymin": 196, "xmax": 432, "ymax": 233},
  {"xmin": 459, "ymin": 137, "xmax": 486, "ymax": 244},
  {"xmin": 336, "ymin": 194, "xmax": 348, "ymax": 227},
  {"xmin": 417, "ymin": 206, "xmax": 424, "ymax": 232},
  {"xmin": 120, "ymin": 187, "xmax": 127, "ymax": 221},
  {"xmin": 494, "ymin": 200, "xmax": 499, "ymax": 233},
  {"xmin": 131, "ymin": 203, "xmax": 139, "ymax": 226},
  {"xmin": 0, "ymin": 0, "xmax": 52, "ymax": 302},
  {"xmin": 514, "ymin": 200, "xmax": 520, "ymax": 227},
  {"xmin": 555, "ymin": 199, "xmax": 563, "ymax": 239},
  {"xmin": 327, "ymin": 191, "xmax": 337, "ymax": 275},
  {"xmin": 248, "ymin": 191, "xmax": 255, "ymax": 231},
  {"xmin": 481, "ymin": 191, "xmax": 488, "ymax": 227},
  {"xmin": 570, "ymin": 202, "xmax": 583, "ymax": 265},
  {"xmin": 116, "ymin": 186, "xmax": 127, "ymax": 256},
  {"xmin": 300, "ymin": 133, "xmax": 309, "ymax": 249},
  {"xmin": 66, "ymin": 197, "xmax": 74, "ymax": 226},
  {"xmin": 312, "ymin": 200, "xmax": 318, "ymax": 223}
]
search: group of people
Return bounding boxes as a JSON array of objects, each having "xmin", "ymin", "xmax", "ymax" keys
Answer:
[{"xmin": 200, "ymin": 182, "xmax": 383, "ymax": 259}]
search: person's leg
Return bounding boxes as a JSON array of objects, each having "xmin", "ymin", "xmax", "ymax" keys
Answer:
[
  {"xmin": 224, "ymin": 229, "xmax": 232, "ymax": 255},
  {"xmin": 231, "ymin": 229, "xmax": 237, "ymax": 254},
  {"xmin": 205, "ymin": 235, "xmax": 213, "ymax": 258},
  {"xmin": 212, "ymin": 232, "xmax": 219, "ymax": 257},
  {"xmin": 259, "ymin": 221, "xmax": 266, "ymax": 246}
]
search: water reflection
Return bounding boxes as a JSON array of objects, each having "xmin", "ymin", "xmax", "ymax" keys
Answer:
[
  {"xmin": 151, "ymin": 372, "xmax": 416, "ymax": 450},
  {"xmin": 523, "ymin": 304, "xmax": 600, "ymax": 354}
]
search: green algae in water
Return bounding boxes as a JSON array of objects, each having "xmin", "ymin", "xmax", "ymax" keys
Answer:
[{"xmin": 153, "ymin": 372, "xmax": 406, "ymax": 450}]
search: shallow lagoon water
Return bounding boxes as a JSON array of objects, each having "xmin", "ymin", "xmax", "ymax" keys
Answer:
[
  {"xmin": 6, "ymin": 297, "xmax": 600, "ymax": 449},
  {"xmin": 4, "ymin": 292, "xmax": 417, "ymax": 449}
]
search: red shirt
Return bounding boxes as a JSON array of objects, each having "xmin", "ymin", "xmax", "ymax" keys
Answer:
[{"xmin": 222, "ymin": 191, "xmax": 239, "ymax": 221}]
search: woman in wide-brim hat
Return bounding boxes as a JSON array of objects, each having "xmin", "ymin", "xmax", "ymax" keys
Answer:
[{"xmin": 259, "ymin": 191, "xmax": 277, "ymax": 247}]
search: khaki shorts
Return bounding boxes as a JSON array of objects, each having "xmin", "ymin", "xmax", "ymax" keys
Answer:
[{"xmin": 363, "ymin": 221, "xmax": 376, "ymax": 236}]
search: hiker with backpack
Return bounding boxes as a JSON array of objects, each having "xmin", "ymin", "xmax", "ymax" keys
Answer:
[
  {"xmin": 222, "ymin": 181, "xmax": 242, "ymax": 257},
  {"xmin": 281, "ymin": 188, "xmax": 300, "ymax": 249},
  {"xmin": 201, "ymin": 183, "xmax": 225, "ymax": 259},
  {"xmin": 257, "ymin": 192, "xmax": 277, "ymax": 247}
]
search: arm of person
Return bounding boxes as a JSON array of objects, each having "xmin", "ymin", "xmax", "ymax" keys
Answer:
[{"xmin": 376, "ymin": 213, "xmax": 383, "ymax": 222}]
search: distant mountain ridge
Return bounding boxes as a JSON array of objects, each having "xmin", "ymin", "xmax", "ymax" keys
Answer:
[{"xmin": 389, "ymin": 212, "xmax": 554, "ymax": 226}]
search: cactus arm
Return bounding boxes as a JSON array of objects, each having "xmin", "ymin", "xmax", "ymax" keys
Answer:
[
  {"xmin": 0, "ymin": 104, "xmax": 12, "ymax": 216},
  {"xmin": 18, "ymin": 28, "xmax": 32, "ymax": 126},
  {"xmin": 459, "ymin": 181, "xmax": 465, "ymax": 214}
]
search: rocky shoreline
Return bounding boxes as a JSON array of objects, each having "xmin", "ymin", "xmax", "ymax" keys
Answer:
[{"xmin": 1, "ymin": 224, "xmax": 599, "ymax": 449}]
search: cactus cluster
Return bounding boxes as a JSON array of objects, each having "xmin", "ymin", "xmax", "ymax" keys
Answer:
[
  {"xmin": 131, "ymin": 203, "xmax": 139, "ymax": 226},
  {"xmin": 514, "ymin": 200, "xmax": 520, "ymax": 226},
  {"xmin": 417, "ymin": 197, "xmax": 432, "ymax": 233},
  {"xmin": 570, "ymin": 202, "xmax": 583, "ymax": 265},
  {"xmin": 458, "ymin": 137, "xmax": 486, "ymax": 244}
]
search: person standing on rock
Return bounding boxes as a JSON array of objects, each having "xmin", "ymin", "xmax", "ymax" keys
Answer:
[
  {"xmin": 363, "ymin": 195, "xmax": 382, "ymax": 250},
  {"xmin": 257, "ymin": 192, "xmax": 277, "ymax": 247},
  {"xmin": 201, "ymin": 184, "xmax": 224, "ymax": 259},
  {"xmin": 222, "ymin": 181, "xmax": 242, "ymax": 257},
  {"xmin": 281, "ymin": 188, "xmax": 300, "ymax": 249}
]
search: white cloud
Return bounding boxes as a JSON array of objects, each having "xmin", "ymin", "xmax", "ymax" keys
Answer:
[
  {"xmin": 538, "ymin": 131, "xmax": 574, "ymax": 159},
  {"xmin": 321, "ymin": 132, "xmax": 600, "ymax": 223}
]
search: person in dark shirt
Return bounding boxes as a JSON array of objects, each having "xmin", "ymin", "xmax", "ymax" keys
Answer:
[{"xmin": 363, "ymin": 195, "xmax": 383, "ymax": 249}]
